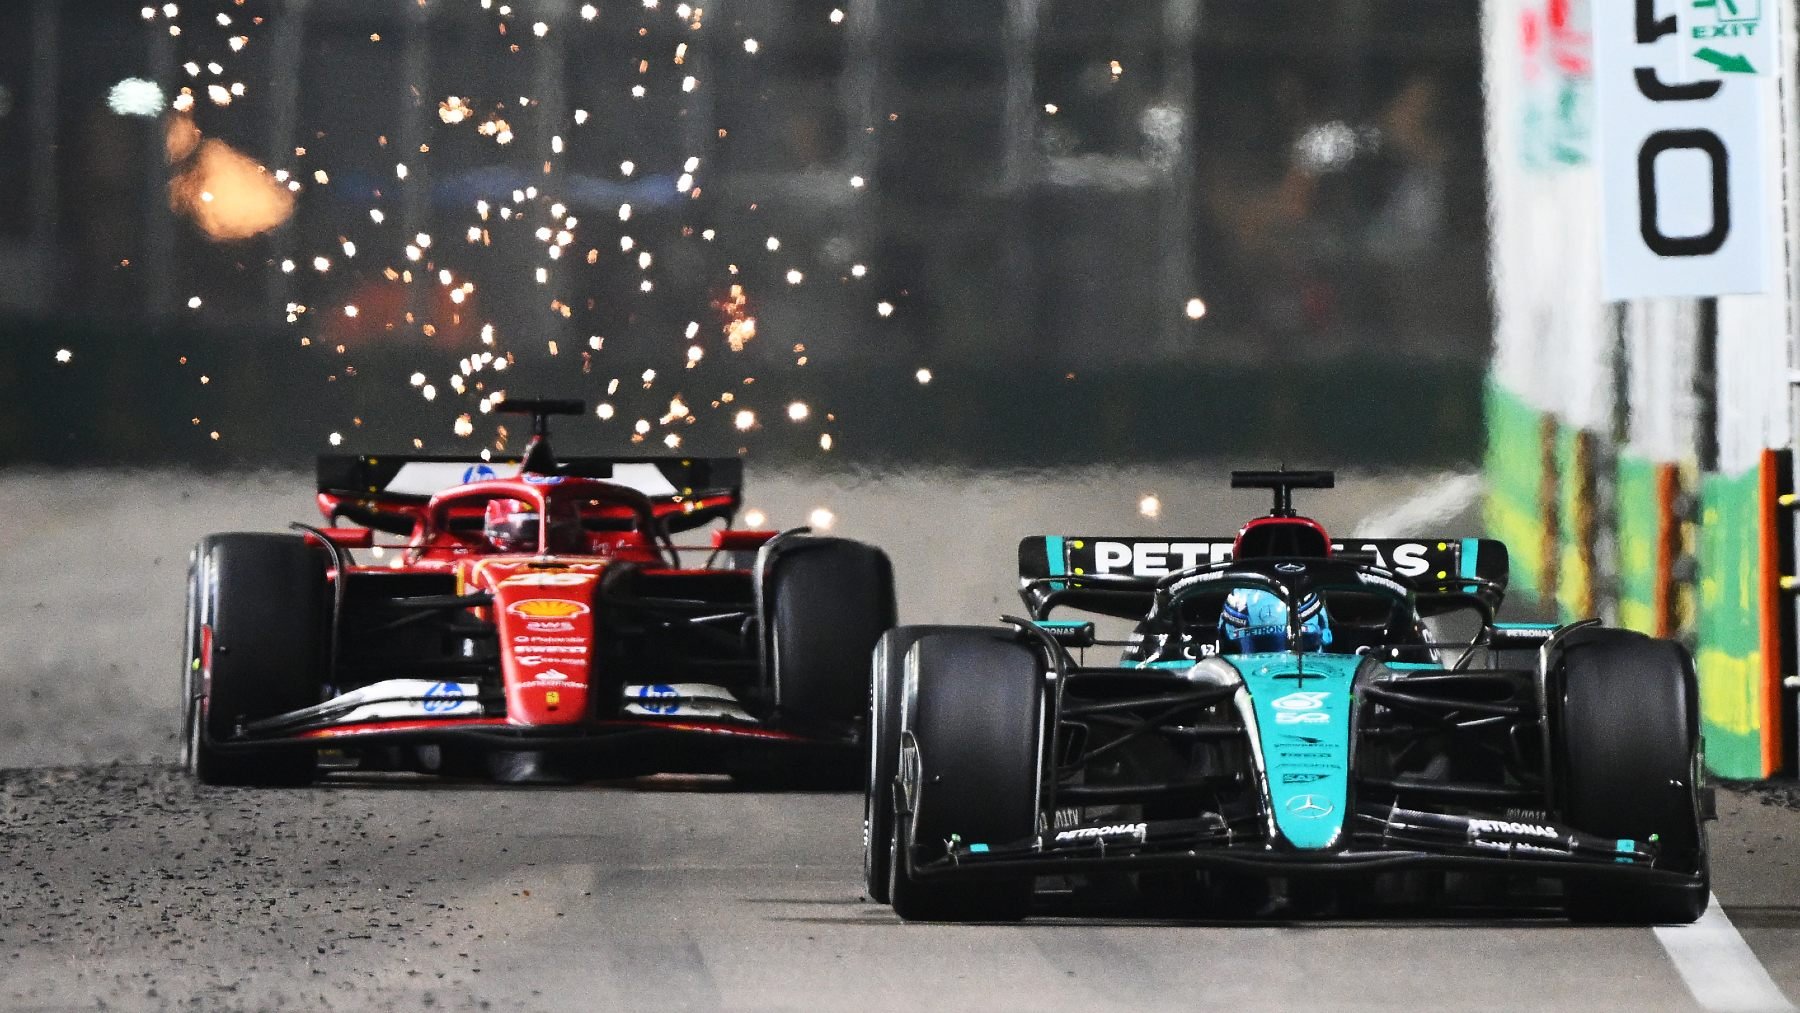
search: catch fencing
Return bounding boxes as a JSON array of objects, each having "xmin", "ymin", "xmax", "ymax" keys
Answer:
[{"xmin": 1483, "ymin": 0, "xmax": 1800, "ymax": 776}]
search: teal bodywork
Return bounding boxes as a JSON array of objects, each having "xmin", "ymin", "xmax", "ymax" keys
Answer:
[{"xmin": 1227, "ymin": 653, "xmax": 1366, "ymax": 850}]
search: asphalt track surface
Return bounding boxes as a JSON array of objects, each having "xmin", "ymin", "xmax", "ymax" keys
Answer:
[{"xmin": 10, "ymin": 468, "xmax": 1800, "ymax": 1011}]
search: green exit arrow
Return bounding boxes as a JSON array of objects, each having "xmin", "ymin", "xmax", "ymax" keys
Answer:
[{"xmin": 1694, "ymin": 46, "xmax": 1756, "ymax": 72}]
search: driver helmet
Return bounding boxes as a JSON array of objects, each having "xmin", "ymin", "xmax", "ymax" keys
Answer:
[
  {"xmin": 1219, "ymin": 587, "xmax": 1332, "ymax": 654},
  {"xmin": 483, "ymin": 498, "xmax": 539, "ymax": 553}
]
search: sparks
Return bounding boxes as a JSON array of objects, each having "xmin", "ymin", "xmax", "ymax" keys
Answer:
[{"xmin": 787, "ymin": 402, "xmax": 809, "ymax": 422}]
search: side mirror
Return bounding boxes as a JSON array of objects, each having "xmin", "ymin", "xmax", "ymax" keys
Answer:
[
  {"xmin": 303, "ymin": 527, "xmax": 375, "ymax": 549},
  {"xmin": 713, "ymin": 529, "xmax": 777, "ymax": 551}
]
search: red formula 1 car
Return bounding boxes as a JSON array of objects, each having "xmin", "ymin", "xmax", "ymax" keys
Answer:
[{"xmin": 180, "ymin": 399, "xmax": 895, "ymax": 786}]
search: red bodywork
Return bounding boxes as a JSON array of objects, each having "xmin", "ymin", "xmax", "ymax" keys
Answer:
[{"xmin": 266, "ymin": 472, "xmax": 797, "ymax": 746}]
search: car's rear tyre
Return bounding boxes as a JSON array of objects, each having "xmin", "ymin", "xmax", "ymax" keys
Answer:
[
  {"xmin": 890, "ymin": 628, "xmax": 1043, "ymax": 922},
  {"xmin": 762, "ymin": 535, "xmax": 896, "ymax": 730},
  {"xmin": 865, "ymin": 625, "xmax": 976, "ymax": 903},
  {"xmin": 186, "ymin": 533, "xmax": 327, "ymax": 787},
  {"xmin": 1556, "ymin": 628, "xmax": 1708, "ymax": 924}
]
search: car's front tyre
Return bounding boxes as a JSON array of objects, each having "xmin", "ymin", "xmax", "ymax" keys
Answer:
[
  {"xmin": 889, "ymin": 628, "xmax": 1043, "ymax": 922},
  {"xmin": 1555, "ymin": 628, "xmax": 1708, "ymax": 924},
  {"xmin": 185, "ymin": 533, "xmax": 327, "ymax": 787}
]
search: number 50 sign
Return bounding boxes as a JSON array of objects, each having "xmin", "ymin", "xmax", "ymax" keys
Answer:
[{"xmin": 1594, "ymin": 0, "xmax": 1776, "ymax": 299}]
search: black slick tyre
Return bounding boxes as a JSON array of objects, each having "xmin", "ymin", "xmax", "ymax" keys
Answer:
[
  {"xmin": 1557, "ymin": 629, "xmax": 1708, "ymax": 924},
  {"xmin": 890, "ymin": 628, "xmax": 1043, "ymax": 922},
  {"xmin": 763, "ymin": 536, "xmax": 896, "ymax": 728},
  {"xmin": 186, "ymin": 533, "xmax": 327, "ymax": 787},
  {"xmin": 865, "ymin": 625, "xmax": 976, "ymax": 903}
]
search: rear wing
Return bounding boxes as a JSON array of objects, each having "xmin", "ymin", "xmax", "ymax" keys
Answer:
[
  {"xmin": 1018, "ymin": 535, "xmax": 1509, "ymax": 615},
  {"xmin": 316, "ymin": 455, "xmax": 743, "ymax": 533}
]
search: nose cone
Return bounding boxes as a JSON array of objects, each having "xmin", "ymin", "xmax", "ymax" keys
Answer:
[
  {"xmin": 477, "ymin": 563, "xmax": 603, "ymax": 725},
  {"xmin": 1227, "ymin": 652, "xmax": 1364, "ymax": 849}
]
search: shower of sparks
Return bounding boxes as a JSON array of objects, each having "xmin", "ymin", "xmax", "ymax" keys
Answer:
[
  {"xmin": 155, "ymin": 0, "xmax": 878, "ymax": 466},
  {"xmin": 1139, "ymin": 494, "xmax": 1162, "ymax": 519},
  {"xmin": 54, "ymin": 349, "xmax": 72, "ymax": 364},
  {"xmin": 915, "ymin": 368, "xmax": 932, "ymax": 384},
  {"xmin": 1185, "ymin": 297, "xmax": 1208, "ymax": 320}
]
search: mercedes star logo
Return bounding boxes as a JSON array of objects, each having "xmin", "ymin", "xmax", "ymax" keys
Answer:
[{"xmin": 1285, "ymin": 794, "xmax": 1334, "ymax": 819}]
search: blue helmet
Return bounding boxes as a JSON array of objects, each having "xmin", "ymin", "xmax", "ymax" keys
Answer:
[{"xmin": 1219, "ymin": 588, "xmax": 1332, "ymax": 654}]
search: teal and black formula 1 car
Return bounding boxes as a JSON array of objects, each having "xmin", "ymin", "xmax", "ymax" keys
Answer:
[{"xmin": 866, "ymin": 471, "xmax": 1712, "ymax": 924}]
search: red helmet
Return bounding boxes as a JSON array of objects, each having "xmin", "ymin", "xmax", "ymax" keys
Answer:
[{"xmin": 483, "ymin": 498, "xmax": 538, "ymax": 552}]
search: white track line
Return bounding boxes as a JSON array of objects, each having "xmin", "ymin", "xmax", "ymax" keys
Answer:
[
  {"xmin": 1363, "ymin": 477, "xmax": 1795, "ymax": 1011},
  {"xmin": 1353, "ymin": 472, "xmax": 1484, "ymax": 537},
  {"xmin": 1655, "ymin": 894, "xmax": 1796, "ymax": 1012}
]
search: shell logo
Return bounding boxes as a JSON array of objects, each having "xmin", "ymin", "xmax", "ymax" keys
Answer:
[{"xmin": 507, "ymin": 598, "xmax": 591, "ymax": 619}]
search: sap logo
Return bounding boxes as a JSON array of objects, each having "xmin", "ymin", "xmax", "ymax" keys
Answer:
[
  {"xmin": 1281, "ymin": 772, "xmax": 1329, "ymax": 784},
  {"xmin": 1333, "ymin": 541, "xmax": 1431, "ymax": 577},
  {"xmin": 1093, "ymin": 541, "xmax": 1234, "ymax": 576},
  {"xmin": 462, "ymin": 464, "xmax": 499, "ymax": 483}
]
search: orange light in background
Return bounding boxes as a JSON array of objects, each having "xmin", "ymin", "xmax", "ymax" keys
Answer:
[{"xmin": 167, "ymin": 117, "xmax": 294, "ymax": 240}]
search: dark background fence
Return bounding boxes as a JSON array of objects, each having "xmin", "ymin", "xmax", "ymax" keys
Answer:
[{"xmin": 0, "ymin": 0, "xmax": 1488, "ymax": 469}]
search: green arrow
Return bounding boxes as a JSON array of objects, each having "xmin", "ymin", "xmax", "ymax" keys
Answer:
[{"xmin": 1695, "ymin": 47, "xmax": 1756, "ymax": 72}]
